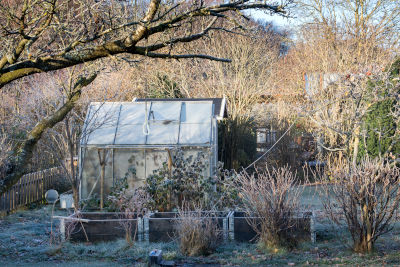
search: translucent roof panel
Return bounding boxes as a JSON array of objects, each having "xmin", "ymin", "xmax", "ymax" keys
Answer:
[
  {"xmin": 150, "ymin": 102, "xmax": 181, "ymax": 121},
  {"xmin": 85, "ymin": 102, "xmax": 121, "ymax": 129},
  {"xmin": 179, "ymin": 123, "xmax": 211, "ymax": 144},
  {"xmin": 114, "ymin": 124, "xmax": 146, "ymax": 145},
  {"xmin": 118, "ymin": 103, "xmax": 148, "ymax": 125},
  {"xmin": 180, "ymin": 102, "xmax": 213, "ymax": 123},
  {"xmin": 146, "ymin": 122, "xmax": 179, "ymax": 144},
  {"xmin": 86, "ymin": 126, "xmax": 117, "ymax": 145},
  {"xmin": 81, "ymin": 101, "xmax": 215, "ymax": 146}
]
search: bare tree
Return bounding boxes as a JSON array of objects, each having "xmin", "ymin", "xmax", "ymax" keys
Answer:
[
  {"xmin": 0, "ymin": 0, "xmax": 292, "ymax": 87},
  {"xmin": 318, "ymin": 158, "xmax": 400, "ymax": 253},
  {"xmin": 0, "ymin": 0, "xmax": 292, "ymax": 193}
]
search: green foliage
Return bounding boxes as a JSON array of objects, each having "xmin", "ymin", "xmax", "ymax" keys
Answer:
[
  {"xmin": 147, "ymin": 73, "xmax": 184, "ymax": 98},
  {"xmin": 218, "ymin": 116, "xmax": 257, "ymax": 170},
  {"xmin": 358, "ymin": 98, "xmax": 400, "ymax": 159},
  {"xmin": 358, "ymin": 66, "xmax": 400, "ymax": 159},
  {"xmin": 104, "ymin": 175, "xmax": 130, "ymax": 212},
  {"xmin": 387, "ymin": 57, "xmax": 400, "ymax": 77},
  {"xmin": 80, "ymin": 193, "xmax": 101, "ymax": 210},
  {"xmin": 51, "ymin": 177, "xmax": 72, "ymax": 194},
  {"xmin": 144, "ymin": 149, "xmax": 239, "ymax": 211}
]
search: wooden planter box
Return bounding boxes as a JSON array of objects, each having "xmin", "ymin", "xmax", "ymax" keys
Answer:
[
  {"xmin": 55, "ymin": 211, "xmax": 315, "ymax": 244},
  {"xmin": 57, "ymin": 212, "xmax": 143, "ymax": 242},
  {"xmin": 228, "ymin": 211, "xmax": 316, "ymax": 243},
  {"xmin": 144, "ymin": 211, "xmax": 229, "ymax": 242}
]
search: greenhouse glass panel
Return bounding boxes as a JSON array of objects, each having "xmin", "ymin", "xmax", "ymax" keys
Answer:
[
  {"xmin": 179, "ymin": 123, "xmax": 211, "ymax": 144},
  {"xmin": 81, "ymin": 148, "xmax": 113, "ymax": 199},
  {"xmin": 150, "ymin": 102, "xmax": 181, "ymax": 121},
  {"xmin": 84, "ymin": 102, "xmax": 120, "ymax": 129},
  {"xmin": 113, "ymin": 149, "xmax": 146, "ymax": 189},
  {"xmin": 118, "ymin": 103, "xmax": 148, "ymax": 125},
  {"xmin": 146, "ymin": 122, "xmax": 179, "ymax": 144},
  {"xmin": 180, "ymin": 102, "xmax": 213, "ymax": 123},
  {"xmin": 114, "ymin": 124, "xmax": 146, "ymax": 145},
  {"xmin": 145, "ymin": 149, "xmax": 169, "ymax": 177},
  {"xmin": 86, "ymin": 126, "xmax": 117, "ymax": 145}
]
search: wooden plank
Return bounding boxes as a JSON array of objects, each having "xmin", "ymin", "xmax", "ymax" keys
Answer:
[
  {"xmin": 36, "ymin": 172, "xmax": 39, "ymax": 202},
  {"xmin": 45, "ymin": 170, "xmax": 48, "ymax": 191},
  {"xmin": 19, "ymin": 177, "xmax": 22, "ymax": 207},
  {"xmin": 11, "ymin": 187, "xmax": 13, "ymax": 211},
  {"xmin": 25, "ymin": 174, "xmax": 28, "ymax": 204},
  {"xmin": 16, "ymin": 179, "xmax": 20, "ymax": 208},
  {"xmin": 27, "ymin": 174, "xmax": 30, "ymax": 204},
  {"xmin": 12, "ymin": 187, "xmax": 15, "ymax": 211},
  {"xmin": 23, "ymin": 175, "xmax": 27, "ymax": 205}
]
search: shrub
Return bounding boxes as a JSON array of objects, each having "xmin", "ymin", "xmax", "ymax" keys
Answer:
[
  {"xmin": 145, "ymin": 149, "xmax": 239, "ymax": 211},
  {"xmin": 319, "ymin": 158, "xmax": 400, "ymax": 253},
  {"xmin": 107, "ymin": 177, "xmax": 149, "ymax": 246},
  {"xmin": 218, "ymin": 116, "xmax": 257, "ymax": 170},
  {"xmin": 175, "ymin": 207, "xmax": 221, "ymax": 256},
  {"xmin": 236, "ymin": 166, "xmax": 303, "ymax": 250}
]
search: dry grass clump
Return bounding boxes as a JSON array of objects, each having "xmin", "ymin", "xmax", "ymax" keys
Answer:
[
  {"xmin": 237, "ymin": 166, "xmax": 303, "ymax": 250},
  {"xmin": 175, "ymin": 208, "xmax": 221, "ymax": 256}
]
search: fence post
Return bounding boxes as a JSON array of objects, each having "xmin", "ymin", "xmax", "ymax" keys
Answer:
[
  {"xmin": 28, "ymin": 173, "xmax": 32, "ymax": 204},
  {"xmin": 41, "ymin": 171, "xmax": 44, "ymax": 201}
]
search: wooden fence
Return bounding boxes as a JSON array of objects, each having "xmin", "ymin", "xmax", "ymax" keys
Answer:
[{"xmin": 0, "ymin": 167, "xmax": 63, "ymax": 214}]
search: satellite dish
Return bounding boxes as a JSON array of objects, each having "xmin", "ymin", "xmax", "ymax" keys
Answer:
[{"xmin": 45, "ymin": 189, "xmax": 59, "ymax": 204}]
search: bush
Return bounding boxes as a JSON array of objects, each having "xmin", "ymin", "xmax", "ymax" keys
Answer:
[
  {"xmin": 175, "ymin": 207, "xmax": 221, "ymax": 256},
  {"xmin": 107, "ymin": 183, "xmax": 149, "ymax": 246},
  {"xmin": 319, "ymin": 158, "xmax": 400, "ymax": 253},
  {"xmin": 51, "ymin": 176, "xmax": 72, "ymax": 194},
  {"xmin": 218, "ymin": 116, "xmax": 257, "ymax": 170},
  {"xmin": 236, "ymin": 166, "xmax": 303, "ymax": 250},
  {"xmin": 144, "ymin": 149, "xmax": 239, "ymax": 211}
]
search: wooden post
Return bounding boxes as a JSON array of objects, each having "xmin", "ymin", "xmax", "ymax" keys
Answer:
[
  {"xmin": 28, "ymin": 174, "xmax": 31, "ymax": 203},
  {"xmin": 41, "ymin": 171, "xmax": 44, "ymax": 201},
  {"xmin": 98, "ymin": 149, "xmax": 107, "ymax": 210},
  {"xmin": 36, "ymin": 173, "xmax": 39, "ymax": 202}
]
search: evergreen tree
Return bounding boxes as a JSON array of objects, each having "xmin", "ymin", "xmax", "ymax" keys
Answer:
[{"xmin": 359, "ymin": 59, "xmax": 400, "ymax": 159}]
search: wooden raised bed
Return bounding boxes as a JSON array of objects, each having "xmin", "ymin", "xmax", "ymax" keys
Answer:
[
  {"xmin": 228, "ymin": 211, "xmax": 316, "ymax": 243},
  {"xmin": 55, "ymin": 211, "xmax": 315, "ymax": 244},
  {"xmin": 56, "ymin": 212, "xmax": 143, "ymax": 242},
  {"xmin": 143, "ymin": 211, "xmax": 229, "ymax": 242}
]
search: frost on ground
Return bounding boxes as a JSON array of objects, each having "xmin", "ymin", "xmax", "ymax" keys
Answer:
[{"xmin": 0, "ymin": 205, "xmax": 400, "ymax": 266}]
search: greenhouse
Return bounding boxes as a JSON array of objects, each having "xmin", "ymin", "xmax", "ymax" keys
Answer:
[{"xmin": 78, "ymin": 98, "xmax": 225, "ymax": 201}]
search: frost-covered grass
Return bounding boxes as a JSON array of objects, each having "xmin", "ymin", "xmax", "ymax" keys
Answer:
[{"xmin": 0, "ymin": 189, "xmax": 400, "ymax": 266}]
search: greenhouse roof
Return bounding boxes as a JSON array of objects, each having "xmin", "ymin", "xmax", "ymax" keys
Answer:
[
  {"xmin": 81, "ymin": 100, "xmax": 216, "ymax": 146},
  {"xmin": 134, "ymin": 97, "xmax": 227, "ymax": 120}
]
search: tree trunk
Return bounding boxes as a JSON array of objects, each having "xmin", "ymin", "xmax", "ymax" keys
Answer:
[
  {"xmin": 352, "ymin": 126, "xmax": 361, "ymax": 166},
  {"xmin": 354, "ymin": 235, "xmax": 374, "ymax": 253},
  {"xmin": 355, "ymin": 200, "xmax": 374, "ymax": 253},
  {"xmin": 72, "ymin": 186, "xmax": 79, "ymax": 211},
  {"xmin": 0, "ymin": 74, "xmax": 97, "ymax": 194}
]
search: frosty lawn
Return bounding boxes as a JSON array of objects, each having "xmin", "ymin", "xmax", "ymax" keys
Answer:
[{"xmin": 1, "ymin": 186, "xmax": 400, "ymax": 266}]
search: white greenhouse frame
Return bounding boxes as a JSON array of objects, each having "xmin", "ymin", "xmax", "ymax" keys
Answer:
[{"xmin": 78, "ymin": 100, "xmax": 220, "ymax": 201}]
